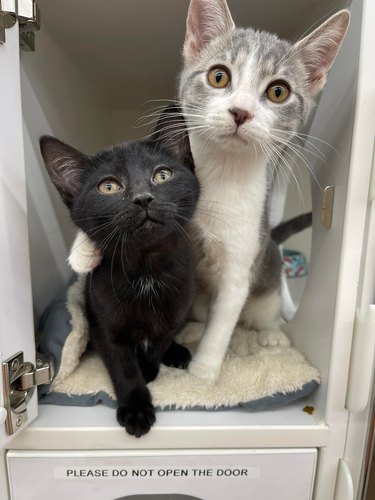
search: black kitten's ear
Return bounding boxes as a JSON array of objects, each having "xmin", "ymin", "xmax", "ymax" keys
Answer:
[
  {"xmin": 152, "ymin": 106, "xmax": 195, "ymax": 173},
  {"xmin": 39, "ymin": 136, "xmax": 88, "ymax": 207}
]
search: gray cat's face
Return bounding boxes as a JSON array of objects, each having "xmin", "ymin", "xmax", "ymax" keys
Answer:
[
  {"xmin": 179, "ymin": 0, "xmax": 349, "ymax": 154},
  {"xmin": 180, "ymin": 30, "xmax": 308, "ymax": 151}
]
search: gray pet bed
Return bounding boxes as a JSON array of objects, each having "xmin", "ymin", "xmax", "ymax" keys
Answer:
[{"xmin": 38, "ymin": 277, "xmax": 320, "ymax": 410}]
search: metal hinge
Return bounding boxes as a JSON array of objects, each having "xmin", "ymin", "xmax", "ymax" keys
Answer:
[
  {"xmin": 0, "ymin": 0, "xmax": 40, "ymax": 51},
  {"xmin": 1, "ymin": 351, "xmax": 54, "ymax": 435}
]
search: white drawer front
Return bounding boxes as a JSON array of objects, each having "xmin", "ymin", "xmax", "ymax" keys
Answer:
[{"xmin": 7, "ymin": 449, "xmax": 317, "ymax": 500}]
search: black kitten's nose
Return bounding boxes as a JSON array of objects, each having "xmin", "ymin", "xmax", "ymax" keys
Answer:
[
  {"xmin": 132, "ymin": 192, "xmax": 154, "ymax": 209},
  {"xmin": 229, "ymin": 107, "xmax": 252, "ymax": 127}
]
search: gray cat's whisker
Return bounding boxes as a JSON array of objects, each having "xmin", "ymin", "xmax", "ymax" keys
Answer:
[
  {"xmin": 140, "ymin": 98, "xmax": 179, "ymax": 107},
  {"xmin": 270, "ymin": 128, "xmax": 329, "ymax": 161},
  {"xmin": 268, "ymin": 132, "xmax": 322, "ymax": 177},
  {"xmin": 269, "ymin": 133, "xmax": 327, "ymax": 163},
  {"xmin": 260, "ymin": 139, "xmax": 301, "ymax": 200},
  {"xmin": 290, "ymin": 132, "xmax": 339, "ymax": 156},
  {"xmin": 137, "ymin": 111, "xmax": 206, "ymax": 125},
  {"xmin": 270, "ymin": 136, "xmax": 323, "ymax": 191},
  {"xmin": 265, "ymin": 140, "xmax": 305, "ymax": 203},
  {"xmin": 258, "ymin": 140, "xmax": 289, "ymax": 195},
  {"xmin": 140, "ymin": 125, "xmax": 206, "ymax": 143}
]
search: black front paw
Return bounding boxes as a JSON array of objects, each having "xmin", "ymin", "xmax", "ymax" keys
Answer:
[
  {"xmin": 139, "ymin": 359, "xmax": 160, "ymax": 383},
  {"xmin": 162, "ymin": 341, "xmax": 191, "ymax": 369},
  {"xmin": 117, "ymin": 389, "xmax": 156, "ymax": 438}
]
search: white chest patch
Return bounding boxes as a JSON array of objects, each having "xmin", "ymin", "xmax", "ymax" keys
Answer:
[
  {"xmin": 190, "ymin": 136, "xmax": 268, "ymax": 288},
  {"xmin": 133, "ymin": 275, "xmax": 159, "ymax": 297}
]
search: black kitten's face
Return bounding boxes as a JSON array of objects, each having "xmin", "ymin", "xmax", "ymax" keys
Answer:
[
  {"xmin": 40, "ymin": 136, "xmax": 199, "ymax": 252},
  {"xmin": 73, "ymin": 142, "xmax": 198, "ymax": 249}
]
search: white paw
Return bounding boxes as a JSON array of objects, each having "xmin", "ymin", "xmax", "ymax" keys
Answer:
[
  {"xmin": 69, "ymin": 232, "xmax": 102, "ymax": 274},
  {"xmin": 69, "ymin": 249, "xmax": 102, "ymax": 273},
  {"xmin": 257, "ymin": 329, "xmax": 291, "ymax": 347},
  {"xmin": 188, "ymin": 358, "xmax": 221, "ymax": 382}
]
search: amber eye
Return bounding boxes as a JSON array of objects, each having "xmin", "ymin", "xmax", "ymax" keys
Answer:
[
  {"xmin": 207, "ymin": 66, "xmax": 231, "ymax": 88},
  {"xmin": 266, "ymin": 81, "xmax": 290, "ymax": 103},
  {"xmin": 97, "ymin": 179, "xmax": 123, "ymax": 195},
  {"xmin": 153, "ymin": 167, "xmax": 173, "ymax": 184}
]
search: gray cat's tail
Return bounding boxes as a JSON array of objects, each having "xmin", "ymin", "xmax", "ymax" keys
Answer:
[{"xmin": 271, "ymin": 212, "xmax": 312, "ymax": 245}]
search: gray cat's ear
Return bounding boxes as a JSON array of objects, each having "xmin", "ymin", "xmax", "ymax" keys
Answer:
[
  {"xmin": 152, "ymin": 106, "xmax": 195, "ymax": 173},
  {"xmin": 39, "ymin": 136, "xmax": 88, "ymax": 207},
  {"xmin": 183, "ymin": 0, "xmax": 235, "ymax": 62},
  {"xmin": 294, "ymin": 10, "xmax": 350, "ymax": 95}
]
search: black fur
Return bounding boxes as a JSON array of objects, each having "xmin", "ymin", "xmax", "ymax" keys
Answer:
[{"xmin": 40, "ymin": 133, "xmax": 199, "ymax": 437}]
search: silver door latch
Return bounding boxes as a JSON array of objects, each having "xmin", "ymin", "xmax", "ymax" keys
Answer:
[
  {"xmin": 0, "ymin": 0, "xmax": 40, "ymax": 51},
  {"xmin": 2, "ymin": 351, "xmax": 54, "ymax": 435}
]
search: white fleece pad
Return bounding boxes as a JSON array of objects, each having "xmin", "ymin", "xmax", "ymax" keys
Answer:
[{"xmin": 41, "ymin": 279, "xmax": 320, "ymax": 410}]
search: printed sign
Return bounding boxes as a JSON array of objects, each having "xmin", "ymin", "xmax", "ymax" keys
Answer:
[{"xmin": 54, "ymin": 465, "xmax": 261, "ymax": 480}]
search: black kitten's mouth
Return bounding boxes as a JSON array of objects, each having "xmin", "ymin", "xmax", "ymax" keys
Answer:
[{"xmin": 136, "ymin": 212, "xmax": 163, "ymax": 229}]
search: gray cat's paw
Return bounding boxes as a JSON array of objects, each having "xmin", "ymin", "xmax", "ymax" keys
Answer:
[
  {"xmin": 257, "ymin": 329, "xmax": 291, "ymax": 347},
  {"xmin": 68, "ymin": 231, "xmax": 102, "ymax": 273}
]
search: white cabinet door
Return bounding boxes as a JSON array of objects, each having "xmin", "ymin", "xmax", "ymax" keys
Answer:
[
  {"xmin": 7, "ymin": 450, "xmax": 317, "ymax": 500},
  {"xmin": 0, "ymin": 21, "xmax": 37, "ymax": 447}
]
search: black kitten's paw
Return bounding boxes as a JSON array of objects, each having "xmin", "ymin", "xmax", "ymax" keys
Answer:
[
  {"xmin": 139, "ymin": 360, "xmax": 159, "ymax": 383},
  {"xmin": 117, "ymin": 391, "xmax": 156, "ymax": 438},
  {"xmin": 162, "ymin": 342, "xmax": 191, "ymax": 369}
]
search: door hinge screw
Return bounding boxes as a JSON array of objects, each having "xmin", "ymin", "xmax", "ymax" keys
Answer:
[{"xmin": 11, "ymin": 359, "xmax": 20, "ymax": 371}]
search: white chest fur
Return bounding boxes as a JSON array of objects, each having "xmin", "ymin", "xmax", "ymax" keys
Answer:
[{"xmin": 190, "ymin": 135, "xmax": 268, "ymax": 289}]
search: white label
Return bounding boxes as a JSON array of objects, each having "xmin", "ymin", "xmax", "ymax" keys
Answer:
[{"xmin": 54, "ymin": 465, "xmax": 261, "ymax": 480}]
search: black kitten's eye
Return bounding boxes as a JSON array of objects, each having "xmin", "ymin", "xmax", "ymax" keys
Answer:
[
  {"xmin": 207, "ymin": 66, "xmax": 231, "ymax": 88},
  {"xmin": 266, "ymin": 81, "xmax": 290, "ymax": 103},
  {"xmin": 153, "ymin": 167, "xmax": 173, "ymax": 184},
  {"xmin": 97, "ymin": 179, "xmax": 123, "ymax": 195}
]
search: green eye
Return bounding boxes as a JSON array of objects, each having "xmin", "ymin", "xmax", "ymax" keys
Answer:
[
  {"xmin": 266, "ymin": 81, "xmax": 290, "ymax": 103},
  {"xmin": 153, "ymin": 167, "xmax": 173, "ymax": 184},
  {"xmin": 97, "ymin": 179, "xmax": 123, "ymax": 195}
]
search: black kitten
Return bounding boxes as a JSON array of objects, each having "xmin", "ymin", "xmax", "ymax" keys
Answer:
[{"xmin": 40, "ymin": 127, "xmax": 199, "ymax": 437}]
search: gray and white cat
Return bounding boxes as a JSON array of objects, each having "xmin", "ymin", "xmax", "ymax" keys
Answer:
[
  {"xmin": 68, "ymin": 0, "xmax": 349, "ymax": 382},
  {"xmin": 174, "ymin": 0, "xmax": 349, "ymax": 381}
]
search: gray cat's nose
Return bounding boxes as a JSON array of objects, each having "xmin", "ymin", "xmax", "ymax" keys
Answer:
[
  {"xmin": 229, "ymin": 107, "xmax": 252, "ymax": 127},
  {"xmin": 132, "ymin": 192, "xmax": 154, "ymax": 209}
]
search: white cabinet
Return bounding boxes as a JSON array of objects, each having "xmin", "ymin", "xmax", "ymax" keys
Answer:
[
  {"xmin": 0, "ymin": 0, "xmax": 375, "ymax": 499},
  {"xmin": 7, "ymin": 450, "xmax": 317, "ymax": 500}
]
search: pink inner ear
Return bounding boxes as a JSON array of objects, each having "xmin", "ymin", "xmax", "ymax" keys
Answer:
[
  {"xmin": 185, "ymin": 16, "xmax": 204, "ymax": 58},
  {"xmin": 295, "ymin": 10, "xmax": 350, "ymax": 94},
  {"xmin": 183, "ymin": 0, "xmax": 235, "ymax": 61}
]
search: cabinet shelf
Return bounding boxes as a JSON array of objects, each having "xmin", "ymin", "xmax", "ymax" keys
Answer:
[{"xmin": 7, "ymin": 401, "xmax": 328, "ymax": 451}]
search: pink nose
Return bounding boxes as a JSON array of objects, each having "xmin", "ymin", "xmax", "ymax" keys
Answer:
[{"xmin": 229, "ymin": 107, "xmax": 252, "ymax": 127}]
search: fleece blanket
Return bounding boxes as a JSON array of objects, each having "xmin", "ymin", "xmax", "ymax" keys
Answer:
[{"xmin": 38, "ymin": 277, "xmax": 320, "ymax": 410}]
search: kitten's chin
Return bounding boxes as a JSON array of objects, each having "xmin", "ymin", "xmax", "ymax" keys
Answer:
[
  {"xmin": 207, "ymin": 131, "xmax": 260, "ymax": 154},
  {"xmin": 132, "ymin": 215, "xmax": 173, "ymax": 243},
  {"xmin": 193, "ymin": 125, "xmax": 266, "ymax": 154}
]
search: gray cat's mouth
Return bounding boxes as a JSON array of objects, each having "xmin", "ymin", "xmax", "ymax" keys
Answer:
[
  {"xmin": 230, "ymin": 131, "xmax": 248, "ymax": 144},
  {"xmin": 218, "ymin": 130, "xmax": 249, "ymax": 146}
]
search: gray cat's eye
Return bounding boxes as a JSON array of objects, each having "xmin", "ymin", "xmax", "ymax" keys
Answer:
[
  {"xmin": 207, "ymin": 66, "xmax": 231, "ymax": 88},
  {"xmin": 265, "ymin": 80, "xmax": 291, "ymax": 103}
]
